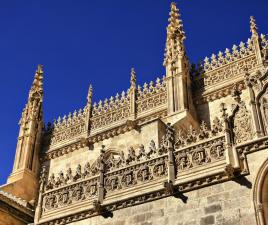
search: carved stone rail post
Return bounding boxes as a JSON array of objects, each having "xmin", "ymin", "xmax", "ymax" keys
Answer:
[
  {"xmin": 220, "ymin": 103, "xmax": 239, "ymax": 172},
  {"xmin": 98, "ymin": 145, "xmax": 105, "ymax": 203},
  {"xmin": 34, "ymin": 166, "xmax": 46, "ymax": 224},
  {"xmin": 86, "ymin": 85, "xmax": 93, "ymax": 136},
  {"xmin": 164, "ymin": 123, "xmax": 175, "ymax": 193},
  {"xmin": 129, "ymin": 68, "xmax": 137, "ymax": 120}
]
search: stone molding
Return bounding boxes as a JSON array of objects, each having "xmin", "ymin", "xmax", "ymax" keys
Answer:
[{"xmin": 0, "ymin": 190, "xmax": 34, "ymax": 224}]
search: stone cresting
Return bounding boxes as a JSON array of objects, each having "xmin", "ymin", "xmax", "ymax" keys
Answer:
[
  {"xmin": 191, "ymin": 24, "xmax": 268, "ymax": 104},
  {"xmin": 44, "ymin": 75, "xmax": 167, "ymax": 148},
  {"xmin": 193, "ymin": 39, "xmax": 258, "ymax": 89},
  {"xmin": 91, "ymin": 91, "xmax": 131, "ymax": 130},
  {"xmin": 136, "ymin": 76, "xmax": 167, "ymax": 114},
  {"xmin": 37, "ymin": 121, "xmax": 229, "ymax": 224},
  {"xmin": 44, "ymin": 108, "xmax": 87, "ymax": 147}
]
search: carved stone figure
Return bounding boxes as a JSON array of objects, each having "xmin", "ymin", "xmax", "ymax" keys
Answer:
[
  {"xmin": 55, "ymin": 171, "xmax": 65, "ymax": 187},
  {"xmin": 46, "ymin": 173, "xmax": 55, "ymax": 190},
  {"xmin": 137, "ymin": 145, "xmax": 147, "ymax": 161},
  {"xmin": 65, "ymin": 168, "xmax": 73, "ymax": 183},
  {"xmin": 147, "ymin": 140, "xmax": 157, "ymax": 158},
  {"xmin": 126, "ymin": 147, "xmax": 136, "ymax": 165},
  {"xmin": 73, "ymin": 164, "xmax": 82, "ymax": 181},
  {"xmin": 83, "ymin": 162, "xmax": 91, "ymax": 178}
]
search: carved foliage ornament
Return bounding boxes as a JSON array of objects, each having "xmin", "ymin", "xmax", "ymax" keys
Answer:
[{"xmin": 231, "ymin": 96, "xmax": 253, "ymax": 144}]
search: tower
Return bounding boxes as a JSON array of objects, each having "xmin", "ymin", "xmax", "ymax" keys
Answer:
[
  {"xmin": 164, "ymin": 3, "xmax": 197, "ymax": 127},
  {"xmin": 2, "ymin": 65, "xmax": 44, "ymax": 202}
]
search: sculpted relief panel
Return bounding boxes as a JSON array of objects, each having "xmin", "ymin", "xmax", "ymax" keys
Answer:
[{"xmin": 232, "ymin": 102, "xmax": 253, "ymax": 144}]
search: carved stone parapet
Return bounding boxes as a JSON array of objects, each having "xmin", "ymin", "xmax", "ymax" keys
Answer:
[
  {"xmin": 42, "ymin": 176, "xmax": 99, "ymax": 213},
  {"xmin": 38, "ymin": 168, "xmax": 233, "ymax": 225}
]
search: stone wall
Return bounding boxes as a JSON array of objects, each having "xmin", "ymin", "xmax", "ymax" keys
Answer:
[{"xmin": 65, "ymin": 148, "xmax": 268, "ymax": 225}]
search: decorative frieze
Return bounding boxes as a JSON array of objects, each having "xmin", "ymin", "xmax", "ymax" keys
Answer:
[
  {"xmin": 43, "ymin": 176, "xmax": 99, "ymax": 213},
  {"xmin": 175, "ymin": 137, "xmax": 225, "ymax": 173},
  {"xmin": 104, "ymin": 155, "xmax": 168, "ymax": 194}
]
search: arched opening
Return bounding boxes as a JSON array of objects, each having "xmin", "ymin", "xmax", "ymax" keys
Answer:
[{"xmin": 254, "ymin": 158, "xmax": 268, "ymax": 225}]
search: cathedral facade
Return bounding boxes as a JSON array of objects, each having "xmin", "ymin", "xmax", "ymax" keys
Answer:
[{"xmin": 1, "ymin": 2, "xmax": 268, "ymax": 225}]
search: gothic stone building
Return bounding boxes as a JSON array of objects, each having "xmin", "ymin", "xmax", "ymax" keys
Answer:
[{"xmin": 1, "ymin": 2, "xmax": 268, "ymax": 225}]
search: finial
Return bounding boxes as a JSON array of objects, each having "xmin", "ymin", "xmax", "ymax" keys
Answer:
[
  {"xmin": 29, "ymin": 64, "xmax": 44, "ymax": 99},
  {"xmin": 163, "ymin": 2, "xmax": 186, "ymax": 66},
  {"xmin": 130, "ymin": 68, "xmax": 136, "ymax": 88},
  {"xmin": 167, "ymin": 2, "xmax": 185, "ymax": 41},
  {"xmin": 250, "ymin": 16, "xmax": 258, "ymax": 37},
  {"xmin": 36, "ymin": 64, "xmax": 43, "ymax": 74},
  {"xmin": 87, "ymin": 84, "xmax": 93, "ymax": 105}
]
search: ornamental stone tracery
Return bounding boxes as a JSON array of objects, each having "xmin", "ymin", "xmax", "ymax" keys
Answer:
[{"xmin": 3, "ymin": 3, "xmax": 268, "ymax": 225}]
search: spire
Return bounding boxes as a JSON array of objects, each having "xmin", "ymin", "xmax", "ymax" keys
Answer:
[
  {"xmin": 29, "ymin": 64, "xmax": 44, "ymax": 101},
  {"xmin": 163, "ymin": 2, "xmax": 186, "ymax": 67},
  {"xmin": 130, "ymin": 68, "xmax": 136, "ymax": 88},
  {"xmin": 5, "ymin": 64, "xmax": 45, "ymax": 202},
  {"xmin": 250, "ymin": 16, "xmax": 258, "ymax": 37},
  {"xmin": 87, "ymin": 84, "xmax": 93, "ymax": 105}
]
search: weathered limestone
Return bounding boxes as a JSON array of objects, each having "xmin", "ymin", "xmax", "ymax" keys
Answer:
[{"xmin": 1, "ymin": 2, "xmax": 268, "ymax": 225}]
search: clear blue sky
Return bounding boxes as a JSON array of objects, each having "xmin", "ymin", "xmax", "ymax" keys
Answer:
[{"xmin": 0, "ymin": 0, "xmax": 268, "ymax": 185}]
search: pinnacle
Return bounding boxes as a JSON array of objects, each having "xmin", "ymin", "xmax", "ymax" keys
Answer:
[
  {"xmin": 250, "ymin": 16, "xmax": 258, "ymax": 37},
  {"xmin": 167, "ymin": 2, "xmax": 185, "ymax": 40},
  {"xmin": 163, "ymin": 2, "xmax": 186, "ymax": 66},
  {"xmin": 29, "ymin": 64, "xmax": 44, "ymax": 99},
  {"xmin": 87, "ymin": 84, "xmax": 93, "ymax": 105},
  {"xmin": 130, "ymin": 68, "xmax": 136, "ymax": 87}
]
